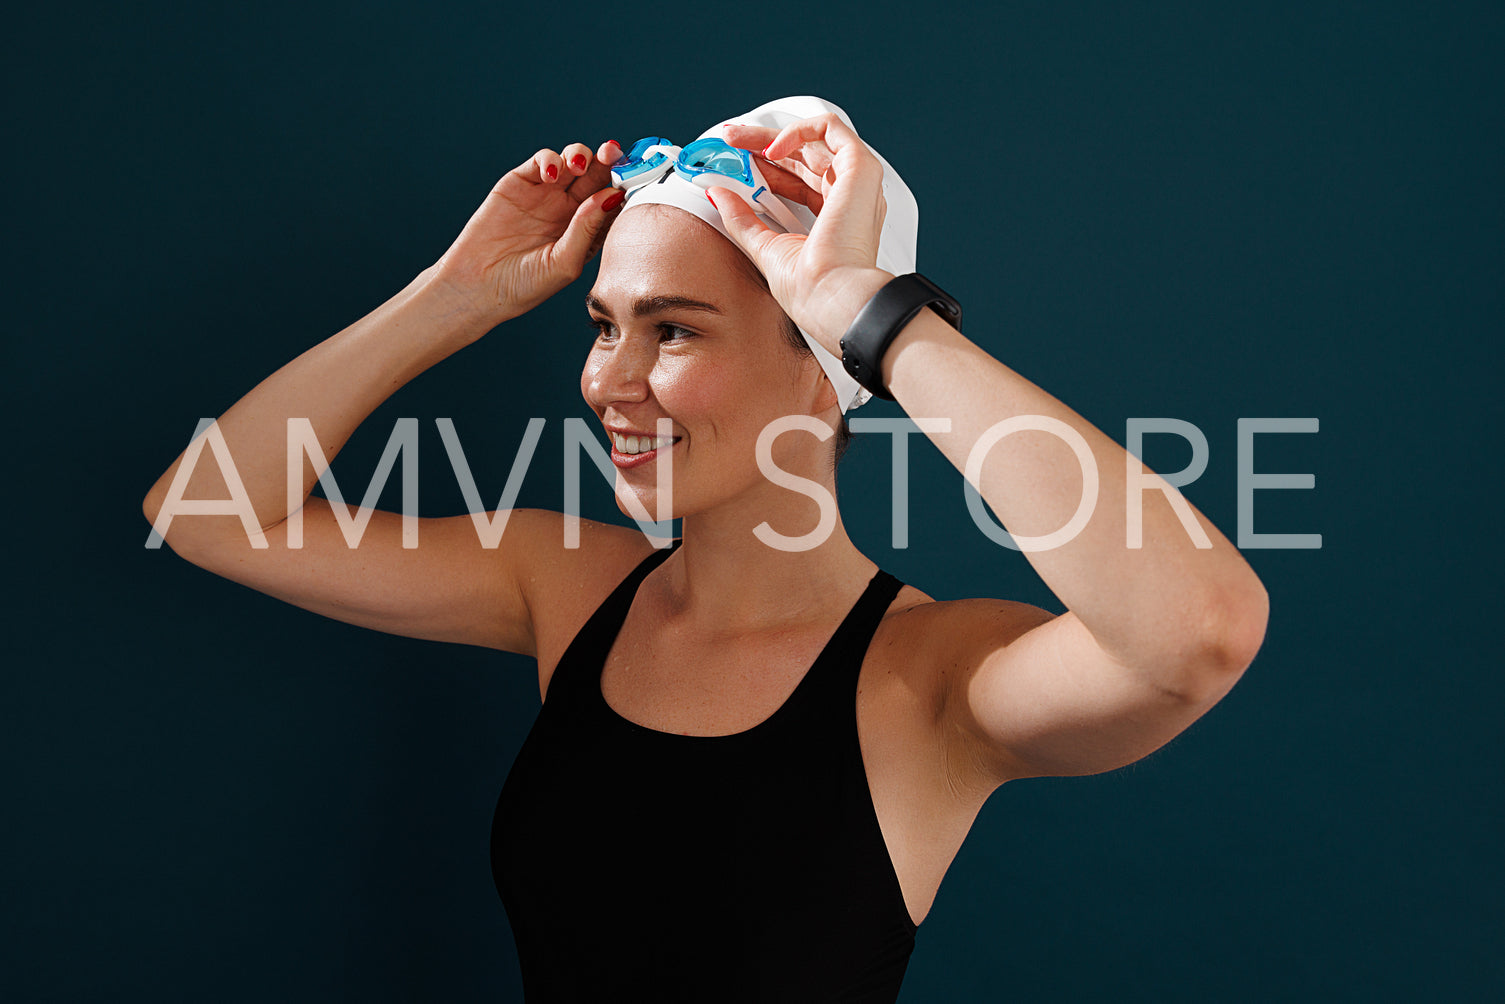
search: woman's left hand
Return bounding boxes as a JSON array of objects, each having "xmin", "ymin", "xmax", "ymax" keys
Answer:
[{"xmin": 712, "ymin": 115, "xmax": 895, "ymax": 355}]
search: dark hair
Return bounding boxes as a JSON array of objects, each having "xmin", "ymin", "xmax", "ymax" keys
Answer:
[
  {"xmin": 724, "ymin": 249, "xmax": 853, "ymax": 471},
  {"xmin": 776, "ymin": 316, "xmax": 854, "ymax": 470}
]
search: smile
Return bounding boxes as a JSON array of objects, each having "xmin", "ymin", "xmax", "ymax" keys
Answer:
[
  {"xmin": 611, "ymin": 433, "xmax": 676, "ymax": 455},
  {"xmin": 609, "ymin": 431, "xmax": 680, "ymax": 468}
]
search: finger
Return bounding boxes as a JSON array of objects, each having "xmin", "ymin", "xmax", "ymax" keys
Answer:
[
  {"xmin": 763, "ymin": 115, "xmax": 884, "ymax": 237},
  {"xmin": 765, "ymin": 135, "xmax": 835, "ymax": 183},
  {"xmin": 502, "ymin": 149, "xmax": 556, "ymax": 187},
  {"xmin": 819, "ymin": 137, "xmax": 886, "ymax": 221},
  {"xmin": 721, "ymin": 122, "xmax": 833, "ymax": 189},
  {"xmin": 720, "ymin": 122, "xmax": 779, "ymax": 153},
  {"xmin": 761, "ymin": 140, "xmax": 837, "ymax": 190},
  {"xmin": 565, "ymin": 139, "xmax": 622, "ymax": 201},
  {"xmin": 526, "ymin": 148, "xmax": 566, "ymax": 185},
  {"xmin": 758, "ymin": 157, "xmax": 824, "ymax": 215},
  {"xmin": 763, "ymin": 113, "xmax": 863, "ymax": 161},
  {"xmin": 560, "ymin": 142, "xmax": 593, "ymax": 178},
  {"xmin": 789, "ymin": 141, "xmax": 837, "ymax": 180},
  {"xmin": 767, "ymin": 128, "xmax": 837, "ymax": 178},
  {"xmin": 550, "ymin": 185, "xmax": 628, "ymax": 274},
  {"xmin": 766, "ymin": 155, "xmax": 830, "ymax": 202},
  {"xmin": 724, "ymin": 122, "xmax": 832, "ymax": 180},
  {"xmin": 704, "ymin": 185, "xmax": 781, "ymax": 273}
]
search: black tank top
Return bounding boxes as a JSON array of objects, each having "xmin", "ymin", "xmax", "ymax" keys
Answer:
[{"xmin": 491, "ymin": 542, "xmax": 918, "ymax": 1002}]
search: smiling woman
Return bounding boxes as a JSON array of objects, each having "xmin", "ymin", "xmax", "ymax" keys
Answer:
[
  {"xmin": 141, "ymin": 95, "xmax": 1268, "ymax": 1002},
  {"xmin": 580, "ymin": 205, "xmax": 837, "ymax": 525}
]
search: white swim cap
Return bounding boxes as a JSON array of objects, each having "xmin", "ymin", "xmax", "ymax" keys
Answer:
[{"xmin": 620, "ymin": 95, "xmax": 919, "ymax": 413}]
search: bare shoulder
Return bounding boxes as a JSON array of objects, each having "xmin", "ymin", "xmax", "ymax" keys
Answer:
[
  {"xmin": 503, "ymin": 510, "xmax": 663, "ymax": 696},
  {"xmin": 865, "ymin": 586, "xmax": 1060, "ymax": 790},
  {"xmin": 873, "ymin": 587, "xmax": 1058, "ymax": 674}
]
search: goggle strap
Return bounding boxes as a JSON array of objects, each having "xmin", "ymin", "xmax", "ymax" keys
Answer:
[{"xmin": 758, "ymin": 189, "xmax": 809, "ymax": 236}]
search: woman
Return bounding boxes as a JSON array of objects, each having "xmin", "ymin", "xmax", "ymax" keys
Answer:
[{"xmin": 143, "ymin": 96, "xmax": 1268, "ymax": 1001}]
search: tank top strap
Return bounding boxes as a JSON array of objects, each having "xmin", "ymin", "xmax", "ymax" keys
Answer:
[
  {"xmin": 544, "ymin": 539, "xmax": 680, "ymax": 705},
  {"xmin": 792, "ymin": 568, "xmax": 907, "ymax": 711}
]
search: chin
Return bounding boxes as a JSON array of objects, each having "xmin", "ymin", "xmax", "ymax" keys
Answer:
[{"xmin": 614, "ymin": 488, "xmax": 676, "ymax": 523}]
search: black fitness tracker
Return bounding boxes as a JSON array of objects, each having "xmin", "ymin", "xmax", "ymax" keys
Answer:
[{"xmin": 839, "ymin": 273, "xmax": 963, "ymax": 401}]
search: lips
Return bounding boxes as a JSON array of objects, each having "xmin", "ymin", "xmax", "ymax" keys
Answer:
[
  {"xmin": 607, "ymin": 430, "xmax": 680, "ymax": 469},
  {"xmin": 611, "ymin": 432, "xmax": 675, "ymax": 456}
]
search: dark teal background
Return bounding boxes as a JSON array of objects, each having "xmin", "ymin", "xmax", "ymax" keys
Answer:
[{"xmin": 7, "ymin": 1, "xmax": 1501, "ymax": 1000}]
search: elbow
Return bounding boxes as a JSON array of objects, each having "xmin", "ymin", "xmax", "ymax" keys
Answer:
[
  {"xmin": 142, "ymin": 463, "xmax": 177, "ymax": 528},
  {"xmin": 142, "ymin": 480, "xmax": 180, "ymax": 545},
  {"xmin": 1164, "ymin": 579, "xmax": 1270, "ymax": 705},
  {"xmin": 142, "ymin": 486, "xmax": 161, "ymax": 527},
  {"xmin": 141, "ymin": 479, "xmax": 207, "ymax": 557},
  {"xmin": 1221, "ymin": 578, "xmax": 1270, "ymax": 671},
  {"xmin": 142, "ymin": 486, "xmax": 188, "ymax": 557}
]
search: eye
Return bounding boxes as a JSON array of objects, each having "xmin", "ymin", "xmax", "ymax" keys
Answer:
[
  {"xmin": 588, "ymin": 318, "xmax": 615, "ymax": 342},
  {"xmin": 658, "ymin": 324, "xmax": 696, "ymax": 342}
]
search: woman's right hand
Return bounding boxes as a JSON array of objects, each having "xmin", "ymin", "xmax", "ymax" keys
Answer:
[{"xmin": 435, "ymin": 140, "xmax": 625, "ymax": 328}]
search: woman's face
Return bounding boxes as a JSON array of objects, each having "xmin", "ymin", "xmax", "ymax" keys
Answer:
[{"xmin": 582, "ymin": 206, "xmax": 835, "ymax": 522}]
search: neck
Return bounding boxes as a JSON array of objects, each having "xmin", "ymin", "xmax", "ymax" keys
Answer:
[{"xmin": 653, "ymin": 477, "xmax": 876, "ymax": 635}]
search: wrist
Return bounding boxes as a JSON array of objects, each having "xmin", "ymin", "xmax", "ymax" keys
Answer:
[
  {"xmin": 805, "ymin": 267, "xmax": 894, "ymax": 355},
  {"xmin": 877, "ymin": 304, "xmax": 962, "ymax": 395},
  {"xmin": 415, "ymin": 262, "xmax": 515, "ymax": 345},
  {"xmin": 838, "ymin": 273, "xmax": 964, "ymax": 401}
]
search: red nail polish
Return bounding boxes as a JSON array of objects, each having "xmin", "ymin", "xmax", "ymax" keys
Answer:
[
  {"xmin": 545, "ymin": 164, "xmax": 558, "ymax": 181},
  {"xmin": 570, "ymin": 154, "xmax": 587, "ymax": 171},
  {"xmin": 609, "ymin": 139, "xmax": 621, "ymax": 151},
  {"xmin": 762, "ymin": 143, "xmax": 775, "ymax": 158},
  {"xmin": 705, "ymin": 190, "xmax": 717, "ymax": 209},
  {"xmin": 602, "ymin": 191, "xmax": 625, "ymax": 212}
]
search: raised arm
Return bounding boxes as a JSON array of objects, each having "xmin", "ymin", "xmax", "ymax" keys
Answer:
[
  {"xmin": 712, "ymin": 115, "xmax": 1268, "ymax": 782},
  {"xmin": 873, "ymin": 311, "xmax": 1268, "ymax": 779},
  {"xmin": 143, "ymin": 141, "xmax": 628, "ymax": 655}
]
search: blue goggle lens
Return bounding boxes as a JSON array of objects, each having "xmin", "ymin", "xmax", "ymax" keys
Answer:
[
  {"xmin": 677, "ymin": 139, "xmax": 752, "ymax": 184},
  {"xmin": 615, "ymin": 136, "xmax": 671, "ymax": 169},
  {"xmin": 612, "ymin": 136, "xmax": 674, "ymax": 182}
]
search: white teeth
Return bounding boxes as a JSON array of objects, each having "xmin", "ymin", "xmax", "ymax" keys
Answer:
[{"xmin": 612, "ymin": 433, "xmax": 675, "ymax": 456}]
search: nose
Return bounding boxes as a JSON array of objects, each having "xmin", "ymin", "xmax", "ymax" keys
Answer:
[{"xmin": 585, "ymin": 338, "xmax": 654, "ymax": 407}]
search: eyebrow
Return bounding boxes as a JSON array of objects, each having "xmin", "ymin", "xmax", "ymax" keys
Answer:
[{"xmin": 585, "ymin": 293, "xmax": 724, "ymax": 319}]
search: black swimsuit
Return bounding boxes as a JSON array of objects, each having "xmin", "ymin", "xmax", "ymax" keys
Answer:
[{"xmin": 491, "ymin": 542, "xmax": 918, "ymax": 1002}]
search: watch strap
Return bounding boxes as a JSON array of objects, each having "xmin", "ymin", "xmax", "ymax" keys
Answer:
[{"xmin": 839, "ymin": 273, "xmax": 962, "ymax": 401}]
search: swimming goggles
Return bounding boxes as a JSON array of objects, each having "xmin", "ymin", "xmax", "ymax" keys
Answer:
[{"xmin": 610, "ymin": 136, "xmax": 808, "ymax": 236}]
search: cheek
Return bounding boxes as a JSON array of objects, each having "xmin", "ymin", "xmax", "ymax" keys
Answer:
[
  {"xmin": 655, "ymin": 356, "xmax": 747, "ymax": 458},
  {"xmin": 651, "ymin": 355, "xmax": 729, "ymax": 415},
  {"xmin": 712, "ymin": 368, "xmax": 809, "ymax": 463}
]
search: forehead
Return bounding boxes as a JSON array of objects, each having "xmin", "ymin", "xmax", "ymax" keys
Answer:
[{"xmin": 594, "ymin": 206, "xmax": 751, "ymax": 302}]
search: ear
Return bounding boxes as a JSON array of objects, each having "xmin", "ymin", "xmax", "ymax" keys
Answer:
[{"xmin": 807, "ymin": 364, "xmax": 841, "ymax": 417}]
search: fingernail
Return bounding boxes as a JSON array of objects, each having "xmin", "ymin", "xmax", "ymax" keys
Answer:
[
  {"xmin": 570, "ymin": 154, "xmax": 587, "ymax": 171},
  {"xmin": 545, "ymin": 164, "xmax": 558, "ymax": 181},
  {"xmin": 602, "ymin": 191, "xmax": 625, "ymax": 212},
  {"xmin": 705, "ymin": 190, "xmax": 717, "ymax": 209},
  {"xmin": 609, "ymin": 139, "xmax": 621, "ymax": 151},
  {"xmin": 762, "ymin": 143, "xmax": 775, "ymax": 158}
]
